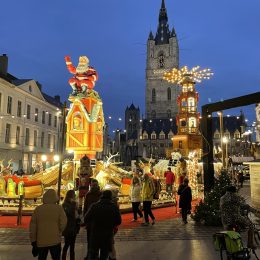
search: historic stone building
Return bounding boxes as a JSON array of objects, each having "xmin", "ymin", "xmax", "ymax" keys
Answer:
[
  {"xmin": 0, "ymin": 54, "xmax": 63, "ymax": 172},
  {"xmin": 145, "ymin": 0, "xmax": 180, "ymax": 120}
]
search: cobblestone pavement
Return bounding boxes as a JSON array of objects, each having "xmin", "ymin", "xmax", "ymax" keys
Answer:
[
  {"xmin": 0, "ymin": 217, "xmax": 222, "ymax": 245},
  {"xmin": 0, "ymin": 181, "xmax": 259, "ymax": 260}
]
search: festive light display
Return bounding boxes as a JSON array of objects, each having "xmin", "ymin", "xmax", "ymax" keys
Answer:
[{"xmin": 163, "ymin": 66, "xmax": 213, "ymax": 84}]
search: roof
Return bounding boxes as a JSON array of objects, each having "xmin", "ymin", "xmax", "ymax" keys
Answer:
[
  {"xmin": 0, "ymin": 72, "xmax": 17, "ymax": 83},
  {"xmin": 142, "ymin": 118, "xmax": 177, "ymax": 135},
  {"xmin": 12, "ymin": 79, "xmax": 32, "ymax": 86},
  {"xmin": 212, "ymin": 116, "xmax": 244, "ymax": 133},
  {"xmin": 42, "ymin": 93, "xmax": 63, "ymax": 108}
]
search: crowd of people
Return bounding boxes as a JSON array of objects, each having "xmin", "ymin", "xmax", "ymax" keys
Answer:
[{"xmin": 29, "ymin": 166, "xmax": 192, "ymax": 260}]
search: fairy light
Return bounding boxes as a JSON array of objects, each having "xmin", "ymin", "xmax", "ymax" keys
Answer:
[{"xmin": 163, "ymin": 66, "xmax": 213, "ymax": 85}]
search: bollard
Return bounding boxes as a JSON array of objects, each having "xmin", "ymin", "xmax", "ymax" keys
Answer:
[{"xmin": 17, "ymin": 195, "xmax": 23, "ymax": 225}]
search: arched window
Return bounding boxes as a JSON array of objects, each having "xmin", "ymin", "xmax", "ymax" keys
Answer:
[
  {"xmin": 167, "ymin": 109, "xmax": 171, "ymax": 118},
  {"xmin": 151, "ymin": 110, "xmax": 156, "ymax": 119},
  {"xmin": 158, "ymin": 53, "xmax": 164, "ymax": 68},
  {"xmin": 167, "ymin": 87, "xmax": 171, "ymax": 101},
  {"xmin": 152, "ymin": 89, "xmax": 156, "ymax": 103}
]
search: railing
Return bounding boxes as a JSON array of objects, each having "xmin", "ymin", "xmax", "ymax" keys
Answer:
[{"xmin": 0, "ymin": 196, "xmax": 43, "ymax": 225}]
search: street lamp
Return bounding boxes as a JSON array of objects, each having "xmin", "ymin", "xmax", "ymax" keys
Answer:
[
  {"xmin": 54, "ymin": 155, "xmax": 60, "ymax": 162},
  {"xmin": 223, "ymin": 136, "xmax": 228, "ymax": 169}
]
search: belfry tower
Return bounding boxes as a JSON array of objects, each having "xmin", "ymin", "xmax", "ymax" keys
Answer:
[{"xmin": 145, "ymin": 0, "xmax": 180, "ymax": 120}]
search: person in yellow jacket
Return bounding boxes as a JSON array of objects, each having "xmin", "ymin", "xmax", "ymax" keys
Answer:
[
  {"xmin": 30, "ymin": 189, "xmax": 67, "ymax": 260},
  {"xmin": 141, "ymin": 173, "xmax": 155, "ymax": 226}
]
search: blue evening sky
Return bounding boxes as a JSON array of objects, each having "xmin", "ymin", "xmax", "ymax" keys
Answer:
[{"xmin": 1, "ymin": 0, "xmax": 260, "ymax": 131}]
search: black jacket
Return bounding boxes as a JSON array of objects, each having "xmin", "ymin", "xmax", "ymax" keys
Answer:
[
  {"xmin": 62, "ymin": 201, "xmax": 79, "ymax": 237},
  {"xmin": 177, "ymin": 184, "xmax": 192, "ymax": 210},
  {"xmin": 85, "ymin": 198, "xmax": 122, "ymax": 250}
]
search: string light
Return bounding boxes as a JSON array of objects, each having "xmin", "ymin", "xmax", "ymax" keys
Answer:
[{"xmin": 163, "ymin": 66, "xmax": 213, "ymax": 85}]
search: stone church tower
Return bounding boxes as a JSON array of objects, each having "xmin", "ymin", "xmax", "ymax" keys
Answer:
[{"xmin": 146, "ymin": 0, "xmax": 180, "ymax": 119}]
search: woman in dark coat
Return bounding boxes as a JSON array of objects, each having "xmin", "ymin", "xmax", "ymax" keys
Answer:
[
  {"xmin": 62, "ymin": 190, "xmax": 80, "ymax": 260},
  {"xmin": 177, "ymin": 178, "xmax": 192, "ymax": 224}
]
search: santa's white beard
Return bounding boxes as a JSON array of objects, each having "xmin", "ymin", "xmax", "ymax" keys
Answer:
[{"xmin": 76, "ymin": 64, "xmax": 89, "ymax": 73}]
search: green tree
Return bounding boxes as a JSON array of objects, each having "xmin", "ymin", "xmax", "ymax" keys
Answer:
[{"xmin": 192, "ymin": 171, "xmax": 232, "ymax": 226}]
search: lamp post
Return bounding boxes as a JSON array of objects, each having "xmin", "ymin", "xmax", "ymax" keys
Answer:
[
  {"xmin": 57, "ymin": 101, "xmax": 67, "ymax": 202},
  {"xmin": 218, "ymin": 111, "xmax": 224, "ymax": 167},
  {"xmin": 223, "ymin": 136, "xmax": 228, "ymax": 170}
]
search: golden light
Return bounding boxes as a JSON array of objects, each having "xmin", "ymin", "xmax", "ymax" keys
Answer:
[
  {"xmin": 54, "ymin": 155, "xmax": 60, "ymax": 162},
  {"xmin": 41, "ymin": 155, "xmax": 47, "ymax": 161},
  {"xmin": 222, "ymin": 137, "xmax": 228, "ymax": 144},
  {"xmin": 163, "ymin": 66, "xmax": 213, "ymax": 85}
]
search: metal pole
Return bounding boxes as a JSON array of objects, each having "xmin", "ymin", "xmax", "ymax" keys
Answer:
[
  {"xmin": 219, "ymin": 111, "xmax": 224, "ymax": 168},
  {"xmin": 57, "ymin": 102, "xmax": 67, "ymax": 202}
]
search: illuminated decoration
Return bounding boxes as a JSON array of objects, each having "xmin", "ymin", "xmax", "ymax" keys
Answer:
[
  {"xmin": 65, "ymin": 55, "xmax": 98, "ymax": 96},
  {"xmin": 163, "ymin": 66, "xmax": 213, "ymax": 84},
  {"xmin": 65, "ymin": 55, "xmax": 104, "ymax": 161},
  {"xmin": 163, "ymin": 66, "xmax": 213, "ymax": 157}
]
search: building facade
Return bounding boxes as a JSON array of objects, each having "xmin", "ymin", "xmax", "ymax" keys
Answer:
[
  {"xmin": 0, "ymin": 54, "xmax": 63, "ymax": 173},
  {"xmin": 145, "ymin": 0, "xmax": 180, "ymax": 119}
]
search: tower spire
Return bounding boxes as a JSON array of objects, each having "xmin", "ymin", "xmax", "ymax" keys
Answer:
[{"xmin": 155, "ymin": 0, "xmax": 170, "ymax": 45}]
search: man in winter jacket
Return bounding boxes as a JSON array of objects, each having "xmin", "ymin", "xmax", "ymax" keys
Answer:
[
  {"xmin": 83, "ymin": 179, "xmax": 102, "ymax": 260},
  {"xmin": 85, "ymin": 190, "xmax": 122, "ymax": 260},
  {"xmin": 177, "ymin": 178, "xmax": 192, "ymax": 224},
  {"xmin": 164, "ymin": 167, "xmax": 175, "ymax": 196},
  {"xmin": 29, "ymin": 189, "xmax": 67, "ymax": 260}
]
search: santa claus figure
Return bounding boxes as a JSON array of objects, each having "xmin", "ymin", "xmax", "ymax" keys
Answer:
[{"xmin": 65, "ymin": 55, "xmax": 98, "ymax": 96}]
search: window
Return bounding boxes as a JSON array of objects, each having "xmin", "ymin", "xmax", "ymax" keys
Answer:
[
  {"xmin": 234, "ymin": 130, "xmax": 240, "ymax": 139},
  {"xmin": 16, "ymin": 126, "xmax": 20, "ymax": 144},
  {"xmin": 167, "ymin": 87, "xmax": 171, "ymax": 101},
  {"xmin": 35, "ymin": 108, "xmax": 38, "ymax": 122},
  {"xmin": 158, "ymin": 53, "xmax": 164, "ymax": 68},
  {"xmin": 54, "ymin": 116, "xmax": 57, "ymax": 128},
  {"xmin": 41, "ymin": 132, "xmax": 44, "ymax": 148},
  {"xmin": 5, "ymin": 124, "xmax": 11, "ymax": 143},
  {"xmin": 143, "ymin": 132, "xmax": 148, "ymax": 140},
  {"xmin": 7, "ymin": 96, "xmax": 12, "ymax": 114},
  {"xmin": 179, "ymin": 141, "xmax": 183, "ymax": 149},
  {"xmin": 160, "ymin": 143, "xmax": 164, "ymax": 148},
  {"xmin": 34, "ymin": 130, "xmax": 37, "ymax": 147},
  {"xmin": 151, "ymin": 132, "xmax": 156, "ymax": 140},
  {"xmin": 17, "ymin": 101, "xmax": 22, "ymax": 117},
  {"xmin": 53, "ymin": 135, "xmax": 56, "ymax": 150},
  {"xmin": 47, "ymin": 134, "xmax": 51, "ymax": 148},
  {"xmin": 25, "ymin": 128, "xmax": 30, "ymax": 146},
  {"xmin": 152, "ymin": 89, "xmax": 156, "ymax": 103},
  {"xmin": 214, "ymin": 132, "xmax": 220, "ymax": 139},
  {"xmin": 0, "ymin": 93, "xmax": 2, "ymax": 111},
  {"xmin": 159, "ymin": 132, "xmax": 165, "ymax": 139},
  {"xmin": 27, "ymin": 105, "xmax": 31, "ymax": 119},
  {"xmin": 188, "ymin": 97, "xmax": 195, "ymax": 112},
  {"xmin": 48, "ymin": 114, "xmax": 52, "ymax": 126},
  {"xmin": 29, "ymin": 85, "xmax": 32, "ymax": 92},
  {"xmin": 151, "ymin": 110, "xmax": 156, "ymax": 119},
  {"xmin": 167, "ymin": 110, "xmax": 171, "ymax": 118},
  {"xmin": 42, "ymin": 111, "xmax": 46, "ymax": 124}
]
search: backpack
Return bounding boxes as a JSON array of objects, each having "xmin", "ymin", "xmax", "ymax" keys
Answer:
[{"xmin": 213, "ymin": 231, "xmax": 243, "ymax": 254}]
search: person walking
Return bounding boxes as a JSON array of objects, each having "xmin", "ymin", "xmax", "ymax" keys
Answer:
[
  {"xmin": 83, "ymin": 179, "xmax": 102, "ymax": 260},
  {"xmin": 141, "ymin": 173, "xmax": 155, "ymax": 226},
  {"xmin": 164, "ymin": 167, "xmax": 175, "ymax": 196},
  {"xmin": 85, "ymin": 190, "xmax": 122, "ymax": 260},
  {"xmin": 238, "ymin": 171, "xmax": 244, "ymax": 188},
  {"xmin": 29, "ymin": 189, "xmax": 67, "ymax": 260},
  {"xmin": 62, "ymin": 190, "xmax": 80, "ymax": 260},
  {"xmin": 130, "ymin": 176, "xmax": 143, "ymax": 222},
  {"xmin": 177, "ymin": 178, "xmax": 192, "ymax": 224}
]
